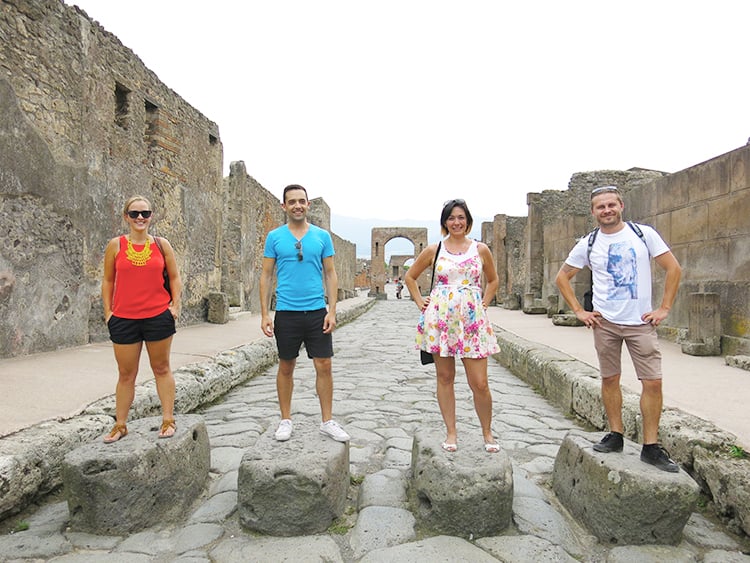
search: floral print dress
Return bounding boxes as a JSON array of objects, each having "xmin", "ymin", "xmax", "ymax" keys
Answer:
[{"xmin": 416, "ymin": 240, "xmax": 499, "ymax": 359}]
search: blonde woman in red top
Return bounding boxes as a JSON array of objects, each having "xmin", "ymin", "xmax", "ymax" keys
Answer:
[{"xmin": 101, "ymin": 195, "xmax": 182, "ymax": 442}]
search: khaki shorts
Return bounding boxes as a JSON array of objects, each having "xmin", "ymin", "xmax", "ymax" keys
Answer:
[{"xmin": 593, "ymin": 317, "xmax": 662, "ymax": 380}]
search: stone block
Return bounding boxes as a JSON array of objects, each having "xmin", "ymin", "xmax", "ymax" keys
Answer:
[
  {"xmin": 552, "ymin": 430, "xmax": 700, "ymax": 545},
  {"xmin": 552, "ymin": 313, "xmax": 584, "ymax": 327},
  {"xmin": 62, "ymin": 415, "xmax": 210, "ymax": 534},
  {"xmin": 409, "ymin": 428, "xmax": 513, "ymax": 538},
  {"xmin": 726, "ymin": 355, "xmax": 750, "ymax": 371},
  {"xmin": 207, "ymin": 292, "xmax": 229, "ymax": 324},
  {"xmin": 238, "ymin": 424, "xmax": 349, "ymax": 536}
]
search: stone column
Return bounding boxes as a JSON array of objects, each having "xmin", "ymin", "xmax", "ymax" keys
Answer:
[
  {"xmin": 525, "ymin": 193, "xmax": 544, "ymax": 299},
  {"xmin": 681, "ymin": 292, "xmax": 722, "ymax": 356}
]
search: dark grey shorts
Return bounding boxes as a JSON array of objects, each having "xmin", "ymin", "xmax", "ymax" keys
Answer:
[{"xmin": 274, "ymin": 308, "xmax": 333, "ymax": 360}]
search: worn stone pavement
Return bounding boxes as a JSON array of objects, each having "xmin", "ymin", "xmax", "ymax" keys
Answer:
[{"xmin": 1, "ymin": 296, "xmax": 749, "ymax": 562}]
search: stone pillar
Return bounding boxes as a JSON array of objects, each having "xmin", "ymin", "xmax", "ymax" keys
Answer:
[
  {"xmin": 490, "ymin": 214, "xmax": 507, "ymax": 304},
  {"xmin": 207, "ymin": 291, "xmax": 230, "ymax": 324},
  {"xmin": 681, "ymin": 292, "xmax": 721, "ymax": 356},
  {"xmin": 525, "ymin": 192, "xmax": 544, "ymax": 299}
]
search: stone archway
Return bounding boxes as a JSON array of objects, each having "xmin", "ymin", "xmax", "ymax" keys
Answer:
[{"xmin": 368, "ymin": 227, "xmax": 430, "ymax": 298}]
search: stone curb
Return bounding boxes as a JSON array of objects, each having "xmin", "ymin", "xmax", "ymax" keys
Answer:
[
  {"xmin": 491, "ymin": 324, "xmax": 750, "ymax": 537},
  {"xmin": 0, "ymin": 298, "xmax": 376, "ymax": 523}
]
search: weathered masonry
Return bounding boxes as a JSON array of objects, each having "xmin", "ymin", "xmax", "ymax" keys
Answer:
[
  {"xmin": 1, "ymin": 0, "xmax": 749, "ymax": 361},
  {"xmin": 485, "ymin": 161, "xmax": 750, "ymax": 355},
  {"xmin": 0, "ymin": 0, "xmax": 355, "ymax": 359}
]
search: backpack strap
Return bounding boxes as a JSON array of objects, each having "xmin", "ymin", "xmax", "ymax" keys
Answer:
[
  {"xmin": 586, "ymin": 221, "xmax": 648, "ymax": 262},
  {"xmin": 586, "ymin": 228, "xmax": 599, "ymax": 264},
  {"xmin": 626, "ymin": 221, "xmax": 648, "ymax": 255}
]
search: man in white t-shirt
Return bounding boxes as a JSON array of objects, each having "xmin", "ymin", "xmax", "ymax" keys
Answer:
[{"xmin": 555, "ymin": 186, "xmax": 682, "ymax": 472}]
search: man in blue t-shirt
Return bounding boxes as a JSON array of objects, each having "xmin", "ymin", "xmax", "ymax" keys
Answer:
[
  {"xmin": 556, "ymin": 186, "xmax": 682, "ymax": 472},
  {"xmin": 260, "ymin": 184, "xmax": 350, "ymax": 443}
]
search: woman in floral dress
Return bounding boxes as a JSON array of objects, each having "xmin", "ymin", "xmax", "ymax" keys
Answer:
[{"xmin": 404, "ymin": 199, "xmax": 500, "ymax": 453}]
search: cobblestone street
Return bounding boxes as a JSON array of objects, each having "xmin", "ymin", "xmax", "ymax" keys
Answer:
[{"xmin": 1, "ymin": 298, "xmax": 748, "ymax": 562}]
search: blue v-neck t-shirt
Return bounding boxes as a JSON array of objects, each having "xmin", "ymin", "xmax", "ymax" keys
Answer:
[{"xmin": 263, "ymin": 224, "xmax": 335, "ymax": 311}]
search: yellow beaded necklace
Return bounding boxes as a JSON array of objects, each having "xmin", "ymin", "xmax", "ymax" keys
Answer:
[{"xmin": 126, "ymin": 236, "xmax": 152, "ymax": 266}]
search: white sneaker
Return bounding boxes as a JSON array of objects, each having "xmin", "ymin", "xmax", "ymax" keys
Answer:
[
  {"xmin": 275, "ymin": 419, "xmax": 293, "ymax": 441},
  {"xmin": 320, "ymin": 420, "xmax": 350, "ymax": 442}
]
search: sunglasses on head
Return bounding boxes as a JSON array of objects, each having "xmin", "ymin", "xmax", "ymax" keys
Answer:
[
  {"xmin": 127, "ymin": 210, "xmax": 152, "ymax": 219},
  {"xmin": 443, "ymin": 198, "xmax": 466, "ymax": 207},
  {"xmin": 590, "ymin": 186, "xmax": 619, "ymax": 197},
  {"xmin": 295, "ymin": 241, "xmax": 303, "ymax": 261}
]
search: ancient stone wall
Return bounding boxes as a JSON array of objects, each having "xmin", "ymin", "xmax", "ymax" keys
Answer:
[
  {"xmin": 354, "ymin": 260, "xmax": 371, "ymax": 289},
  {"xmin": 518, "ymin": 154, "xmax": 750, "ymax": 354},
  {"xmin": 0, "ymin": 0, "xmax": 355, "ymax": 359},
  {"xmin": 388, "ymin": 255, "xmax": 412, "ymax": 281},
  {"xmin": 0, "ymin": 0, "xmax": 223, "ymax": 356},
  {"xmin": 222, "ymin": 162, "xmax": 285, "ymax": 311}
]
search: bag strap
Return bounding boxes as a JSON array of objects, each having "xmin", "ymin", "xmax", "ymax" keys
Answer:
[
  {"xmin": 586, "ymin": 221, "xmax": 647, "ymax": 263},
  {"xmin": 429, "ymin": 241, "xmax": 442, "ymax": 291},
  {"xmin": 153, "ymin": 235, "xmax": 164, "ymax": 257}
]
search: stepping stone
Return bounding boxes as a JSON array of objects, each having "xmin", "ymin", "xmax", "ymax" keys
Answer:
[
  {"xmin": 62, "ymin": 415, "xmax": 210, "ymax": 534},
  {"xmin": 552, "ymin": 430, "xmax": 700, "ymax": 545},
  {"xmin": 237, "ymin": 423, "xmax": 349, "ymax": 536},
  {"xmin": 409, "ymin": 428, "xmax": 513, "ymax": 538}
]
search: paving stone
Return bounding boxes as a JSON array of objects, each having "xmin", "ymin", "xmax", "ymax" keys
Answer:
[
  {"xmin": 358, "ymin": 535, "xmax": 499, "ymax": 562},
  {"xmin": 3, "ymin": 299, "xmax": 749, "ymax": 561},
  {"xmin": 349, "ymin": 506, "xmax": 416, "ymax": 559}
]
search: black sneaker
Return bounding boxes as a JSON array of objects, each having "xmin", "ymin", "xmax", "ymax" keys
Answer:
[
  {"xmin": 592, "ymin": 432, "xmax": 624, "ymax": 453},
  {"xmin": 641, "ymin": 445, "xmax": 679, "ymax": 473}
]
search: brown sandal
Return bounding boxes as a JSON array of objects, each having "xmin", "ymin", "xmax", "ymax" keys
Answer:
[
  {"xmin": 103, "ymin": 423, "xmax": 128, "ymax": 443},
  {"xmin": 158, "ymin": 419, "xmax": 176, "ymax": 439}
]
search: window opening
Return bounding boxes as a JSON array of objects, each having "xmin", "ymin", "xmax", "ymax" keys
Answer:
[{"xmin": 115, "ymin": 83, "xmax": 130, "ymax": 129}]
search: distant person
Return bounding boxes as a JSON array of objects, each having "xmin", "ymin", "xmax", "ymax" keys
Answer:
[
  {"xmin": 395, "ymin": 279, "xmax": 404, "ymax": 299},
  {"xmin": 555, "ymin": 185, "xmax": 682, "ymax": 472},
  {"xmin": 404, "ymin": 199, "xmax": 500, "ymax": 453},
  {"xmin": 260, "ymin": 184, "xmax": 350, "ymax": 443},
  {"xmin": 101, "ymin": 195, "xmax": 182, "ymax": 443}
]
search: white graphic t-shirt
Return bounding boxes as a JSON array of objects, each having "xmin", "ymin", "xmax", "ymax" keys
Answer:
[{"xmin": 565, "ymin": 223, "xmax": 669, "ymax": 325}]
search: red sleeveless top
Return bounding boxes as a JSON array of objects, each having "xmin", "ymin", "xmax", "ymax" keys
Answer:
[{"xmin": 112, "ymin": 236, "xmax": 171, "ymax": 319}]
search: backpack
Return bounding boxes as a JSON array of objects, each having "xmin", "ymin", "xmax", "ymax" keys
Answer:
[{"xmin": 583, "ymin": 221, "xmax": 647, "ymax": 312}]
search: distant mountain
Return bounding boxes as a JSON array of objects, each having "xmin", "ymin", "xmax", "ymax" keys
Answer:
[{"xmin": 331, "ymin": 214, "xmax": 490, "ymax": 259}]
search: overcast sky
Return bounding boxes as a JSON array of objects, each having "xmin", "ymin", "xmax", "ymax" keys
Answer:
[{"xmin": 67, "ymin": 1, "xmax": 749, "ymax": 223}]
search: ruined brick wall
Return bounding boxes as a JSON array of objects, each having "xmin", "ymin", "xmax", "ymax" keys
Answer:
[
  {"xmin": 354, "ymin": 259, "xmax": 371, "ymax": 289},
  {"xmin": 0, "ymin": 0, "xmax": 223, "ymax": 357}
]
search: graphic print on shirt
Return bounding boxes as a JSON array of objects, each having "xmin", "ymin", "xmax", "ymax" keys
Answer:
[{"xmin": 606, "ymin": 241, "xmax": 638, "ymax": 301}]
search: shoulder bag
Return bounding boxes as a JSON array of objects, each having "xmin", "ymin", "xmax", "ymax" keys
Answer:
[
  {"xmin": 420, "ymin": 241, "xmax": 442, "ymax": 365},
  {"xmin": 153, "ymin": 236, "xmax": 172, "ymax": 300}
]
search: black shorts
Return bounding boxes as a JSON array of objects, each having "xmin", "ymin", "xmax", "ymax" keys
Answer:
[
  {"xmin": 108, "ymin": 309, "xmax": 176, "ymax": 345},
  {"xmin": 274, "ymin": 308, "xmax": 333, "ymax": 360}
]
